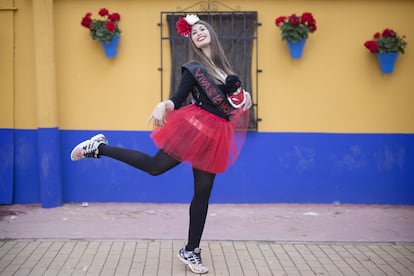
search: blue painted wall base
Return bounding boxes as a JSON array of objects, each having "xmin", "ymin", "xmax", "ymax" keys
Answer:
[
  {"xmin": 38, "ymin": 128, "xmax": 63, "ymax": 208},
  {"xmin": 1, "ymin": 129, "xmax": 413, "ymax": 205},
  {"xmin": 0, "ymin": 129, "xmax": 14, "ymax": 204}
]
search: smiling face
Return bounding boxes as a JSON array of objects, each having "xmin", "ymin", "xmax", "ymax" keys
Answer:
[{"xmin": 191, "ymin": 23, "xmax": 211, "ymax": 49}]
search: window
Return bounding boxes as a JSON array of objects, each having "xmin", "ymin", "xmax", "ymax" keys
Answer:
[{"xmin": 160, "ymin": 11, "xmax": 259, "ymax": 129}]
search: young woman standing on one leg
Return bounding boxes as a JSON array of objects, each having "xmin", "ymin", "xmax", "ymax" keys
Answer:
[{"xmin": 71, "ymin": 14, "xmax": 251, "ymax": 274}]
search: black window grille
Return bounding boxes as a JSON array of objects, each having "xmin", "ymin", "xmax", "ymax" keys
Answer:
[{"xmin": 159, "ymin": 10, "xmax": 260, "ymax": 130}]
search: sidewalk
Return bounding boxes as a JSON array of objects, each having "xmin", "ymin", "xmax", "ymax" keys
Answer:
[{"xmin": 1, "ymin": 203, "xmax": 414, "ymax": 275}]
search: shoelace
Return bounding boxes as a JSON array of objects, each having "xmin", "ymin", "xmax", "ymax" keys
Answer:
[
  {"xmin": 82, "ymin": 141, "xmax": 99, "ymax": 158},
  {"xmin": 187, "ymin": 252, "xmax": 203, "ymax": 266}
]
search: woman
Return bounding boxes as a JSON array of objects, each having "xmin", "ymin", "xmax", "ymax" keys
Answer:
[{"xmin": 71, "ymin": 14, "xmax": 251, "ymax": 274}]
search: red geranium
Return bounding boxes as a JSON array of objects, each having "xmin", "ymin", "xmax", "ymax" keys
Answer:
[
  {"xmin": 81, "ymin": 8, "xmax": 121, "ymax": 43},
  {"xmin": 275, "ymin": 16, "xmax": 286, "ymax": 26},
  {"xmin": 81, "ymin": 12, "xmax": 93, "ymax": 29},
  {"xmin": 275, "ymin": 12, "xmax": 317, "ymax": 43},
  {"xmin": 364, "ymin": 28, "xmax": 407, "ymax": 54},
  {"xmin": 105, "ymin": 21, "xmax": 116, "ymax": 32},
  {"xmin": 364, "ymin": 41, "xmax": 379, "ymax": 53},
  {"xmin": 98, "ymin": 8, "xmax": 109, "ymax": 17}
]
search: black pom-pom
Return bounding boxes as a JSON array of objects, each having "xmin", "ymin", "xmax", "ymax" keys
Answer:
[{"xmin": 225, "ymin": 75, "xmax": 241, "ymax": 95}]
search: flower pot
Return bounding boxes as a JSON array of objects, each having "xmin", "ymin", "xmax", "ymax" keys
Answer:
[
  {"xmin": 287, "ymin": 38, "xmax": 307, "ymax": 59},
  {"xmin": 376, "ymin": 52, "xmax": 398, "ymax": 74},
  {"xmin": 101, "ymin": 35, "xmax": 120, "ymax": 58}
]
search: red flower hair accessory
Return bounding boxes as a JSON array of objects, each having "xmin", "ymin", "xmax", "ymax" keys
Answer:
[{"xmin": 176, "ymin": 14, "xmax": 200, "ymax": 37}]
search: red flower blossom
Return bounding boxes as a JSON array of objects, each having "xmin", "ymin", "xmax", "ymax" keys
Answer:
[
  {"xmin": 99, "ymin": 8, "xmax": 109, "ymax": 17},
  {"xmin": 301, "ymin": 12, "xmax": 315, "ymax": 25},
  {"xmin": 364, "ymin": 40, "xmax": 379, "ymax": 53},
  {"xmin": 275, "ymin": 16, "xmax": 286, "ymax": 26},
  {"xmin": 81, "ymin": 13, "xmax": 93, "ymax": 29},
  {"xmin": 308, "ymin": 23, "xmax": 317, "ymax": 32},
  {"xmin": 382, "ymin": 28, "xmax": 396, "ymax": 38},
  {"xmin": 105, "ymin": 21, "xmax": 116, "ymax": 32},
  {"xmin": 109, "ymin": 13, "xmax": 121, "ymax": 22},
  {"xmin": 176, "ymin": 17, "xmax": 192, "ymax": 37},
  {"xmin": 288, "ymin": 14, "xmax": 300, "ymax": 26}
]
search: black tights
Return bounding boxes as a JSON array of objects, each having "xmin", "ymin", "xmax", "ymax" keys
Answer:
[{"xmin": 98, "ymin": 144, "xmax": 215, "ymax": 251}]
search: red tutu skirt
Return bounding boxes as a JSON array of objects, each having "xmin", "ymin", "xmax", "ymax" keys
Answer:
[{"xmin": 151, "ymin": 104, "xmax": 249, "ymax": 173}]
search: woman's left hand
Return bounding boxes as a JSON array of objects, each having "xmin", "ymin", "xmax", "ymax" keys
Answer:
[{"xmin": 243, "ymin": 91, "xmax": 252, "ymax": 111}]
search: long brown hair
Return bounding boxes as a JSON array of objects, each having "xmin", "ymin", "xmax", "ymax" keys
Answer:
[{"xmin": 188, "ymin": 20, "xmax": 235, "ymax": 83}]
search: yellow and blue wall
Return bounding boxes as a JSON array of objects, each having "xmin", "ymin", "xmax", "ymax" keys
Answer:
[{"xmin": 1, "ymin": 0, "xmax": 413, "ymax": 207}]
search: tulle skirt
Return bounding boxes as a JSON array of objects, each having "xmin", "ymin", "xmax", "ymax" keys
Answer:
[{"xmin": 151, "ymin": 104, "xmax": 249, "ymax": 173}]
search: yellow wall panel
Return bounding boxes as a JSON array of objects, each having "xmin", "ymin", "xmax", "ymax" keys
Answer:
[
  {"xmin": 257, "ymin": 0, "xmax": 414, "ymax": 133},
  {"xmin": 0, "ymin": 0, "xmax": 15, "ymax": 128},
  {"xmin": 5, "ymin": 0, "xmax": 414, "ymax": 132},
  {"xmin": 14, "ymin": 0, "xmax": 37, "ymax": 129}
]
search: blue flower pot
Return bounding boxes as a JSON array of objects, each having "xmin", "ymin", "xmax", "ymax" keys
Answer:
[
  {"xmin": 287, "ymin": 38, "xmax": 307, "ymax": 59},
  {"xmin": 101, "ymin": 35, "xmax": 120, "ymax": 58},
  {"xmin": 376, "ymin": 52, "xmax": 398, "ymax": 74}
]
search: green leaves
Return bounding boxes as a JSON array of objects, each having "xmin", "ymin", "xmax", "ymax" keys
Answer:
[
  {"xmin": 90, "ymin": 20, "xmax": 121, "ymax": 43},
  {"xmin": 81, "ymin": 8, "xmax": 121, "ymax": 44},
  {"xmin": 365, "ymin": 28, "xmax": 407, "ymax": 55},
  {"xmin": 280, "ymin": 23, "xmax": 310, "ymax": 43},
  {"xmin": 378, "ymin": 36, "xmax": 407, "ymax": 54},
  {"xmin": 275, "ymin": 12, "xmax": 317, "ymax": 43}
]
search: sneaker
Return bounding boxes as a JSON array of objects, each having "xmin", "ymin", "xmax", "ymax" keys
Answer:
[
  {"xmin": 178, "ymin": 247, "xmax": 208, "ymax": 274},
  {"xmin": 70, "ymin": 134, "xmax": 108, "ymax": 161}
]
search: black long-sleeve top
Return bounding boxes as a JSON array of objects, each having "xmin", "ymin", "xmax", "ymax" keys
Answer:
[{"xmin": 170, "ymin": 68, "xmax": 229, "ymax": 120}]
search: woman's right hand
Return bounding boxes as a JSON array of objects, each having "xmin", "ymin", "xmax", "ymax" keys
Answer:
[
  {"xmin": 148, "ymin": 100, "xmax": 175, "ymax": 127},
  {"xmin": 148, "ymin": 102, "xmax": 167, "ymax": 127}
]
